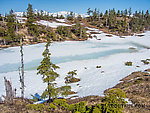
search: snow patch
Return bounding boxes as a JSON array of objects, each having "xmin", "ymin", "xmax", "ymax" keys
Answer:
[{"xmin": 36, "ymin": 20, "xmax": 72, "ymax": 28}]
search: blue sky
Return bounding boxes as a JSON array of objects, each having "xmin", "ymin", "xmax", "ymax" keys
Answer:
[{"xmin": 0, "ymin": 0, "xmax": 150, "ymax": 15}]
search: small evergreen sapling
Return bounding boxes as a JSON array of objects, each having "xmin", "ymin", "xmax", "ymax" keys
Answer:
[{"xmin": 65, "ymin": 70, "xmax": 80, "ymax": 83}]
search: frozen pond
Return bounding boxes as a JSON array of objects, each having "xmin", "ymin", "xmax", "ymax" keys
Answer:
[
  {"xmin": 0, "ymin": 30, "xmax": 150, "ymax": 99},
  {"xmin": 0, "ymin": 40, "xmax": 146, "ymax": 73}
]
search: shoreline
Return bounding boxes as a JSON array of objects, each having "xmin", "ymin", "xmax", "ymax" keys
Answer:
[
  {"xmin": 83, "ymin": 21, "xmax": 147, "ymax": 37},
  {"xmin": 0, "ymin": 38, "xmax": 88, "ymax": 49},
  {"xmin": 0, "ymin": 21, "xmax": 149, "ymax": 49}
]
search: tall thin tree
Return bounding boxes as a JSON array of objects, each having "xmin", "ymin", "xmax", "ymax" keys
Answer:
[
  {"xmin": 37, "ymin": 40, "xmax": 71, "ymax": 102},
  {"xmin": 20, "ymin": 37, "xmax": 24, "ymax": 99},
  {"xmin": 16, "ymin": 22, "xmax": 25, "ymax": 99}
]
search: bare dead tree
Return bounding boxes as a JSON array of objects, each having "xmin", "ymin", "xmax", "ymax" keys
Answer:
[
  {"xmin": 106, "ymin": 18, "xmax": 108, "ymax": 27},
  {"xmin": 2, "ymin": 17, "xmax": 4, "ymax": 23},
  {"xmin": 80, "ymin": 27, "xmax": 82, "ymax": 38},
  {"xmin": 4, "ymin": 77, "xmax": 13, "ymax": 104},
  {"xmin": 0, "ymin": 97, "xmax": 3, "ymax": 103},
  {"xmin": 128, "ymin": 23, "xmax": 130, "ymax": 32},
  {"xmin": 19, "ymin": 38, "xmax": 25, "ymax": 99},
  {"xmin": 16, "ymin": 21, "xmax": 25, "ymax": 99}
]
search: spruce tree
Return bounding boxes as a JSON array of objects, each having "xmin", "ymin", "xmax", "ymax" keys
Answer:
[
  {"xmin": 142, "ymin": 10, "xmax": 144, "ymax": 19},
  {"xmin": 23, "ymin": 12, "xmax": 26, "ymax": 17},
  {"xmin": 117, "ymin": 10, "xmax": 120, "ymax": 17},
  {"xmin": 68, "ymin": 70, "xmax": 77, "ymax": 79},
  {"xmin": 121, "ymin": 10, "xmax": 124, "ymax": 17},
  {"xmin": 87, "ymin": 8, "xmax": 92, "ymax": 16},
  {"xmin": 72, "ymin": 21, "xmax": 87, "ymax": 38},
  {"xmin": 37, "ymin": 41, "xmax": 59, "ymax": 101},
  {"xmin": 27, "ymin": 4, "xmax": 34, "ymax": 21},
  {"xmin": 0, "ymin": 14, "xmax": 2, "ymax": 21},
  {"xmin": 124, "ymin": 9, "xmax": 128, "ymax": 17},
  {"xmin": 26, "ymin": 4, "xmax": 38, "ymax": 36},
  {"xmin": 129, "ymin": 8, "xmax": 132, "ymax": 17},
  {"xmin": 40, "ymin": 10, "xmax": 44, "ymax": 18},
  {"xmin": 37, "ymin": 41, "xmax": 71, "ymax": 101},
  {"xmin": 100, "ymin": 12, "xmax": 103, "ymax": 17},
  {"xmin": 105, "ymin": 10, "xmax": 108, "ymax": 27},
  {"xmin": 6, "ymin": 9, "xmax": 17, "ymax": 43}
]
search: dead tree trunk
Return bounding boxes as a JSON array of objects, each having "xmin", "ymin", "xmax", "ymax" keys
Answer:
[
  {"xmin": 0, "ymin": 97, "xmax": 3, "ymax": 103},
  {"xmin": 80, "ymin": 27, "xmax": 82, "ymax": 39},
  {"xmin": 17, "ymin": 21, "xmax": 25, "ymax": 99},
  {"xmin": 2, "ymin": 17, "xmax": 4, "ymax": 23},
  {"xmin": 4, "ymin": 77, "xmax": 13, "ymax": 104},
  {"xmin": 3, "ymin": 39, "xmax": 6, "ymax": 45},
  {"xmin": 106, "ymin": 18, "xmax": 108, "ymax": 27},
  {"xmin": 20, "ymin": 38, "xmax": 25, "ymax": 99},
  {"xmin": 128, "ymin": 23, "xmax": 130, "ymax": 32}
]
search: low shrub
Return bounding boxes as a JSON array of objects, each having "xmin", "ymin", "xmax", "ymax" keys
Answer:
[
  {"xmin": 68, "ymin": 101, "xmax": 87, "ymax": 113},
  {"xmin": 146, "ymin": 59, "xmax": 150, "ymax": 61},
  {"xmin": 96, "ymin": 66, "xmax": 101, "ymax": 68},
  {"xmin": 26, "ymin": 104, "xmax": 37, "ymax": 110},
  {"xmin": 125, "ymin": 61, "xmax": 132, "ymax": 66},
  {"xmin": 129, "ymin": 47, "xmax": 136, "ymax": 49},
  {"xmin": 89, "ymin": 35, "xmax": 92, "ymax": 38},
  {"xmin": 26, "ymin": 104, "xmax": 45, "ymax": 111},
  {"xmin": 137, "ymin": 77, "xmax": 143, "ymax": 81},
  {"xmin": 90, "ymin": 32, "xmax": 101, "ymax": 34},
  {"xmin": 65, "ymin": 77, "xmax": 80, "ymax": 84},
  {"xmin": 105, "ymin": 34, "xmax": 113, "ymax": 37},
  {"xmin": 26, "ymin": 89, "xmax": 126, "ymax": 112},
  {"xmin": 53, "ymin": 99, "xmax": 68, "ymax": 110},
  {"xmin": 134, "ymin": 78, "xmax": 143, "ymax": 84},
  {"xmin": 93, "ymin": 105, "xmax": 102, "ymax": 113},
  {"xmin": 141, "ymin": 60, "xmax": 149, "ymax": 65},
  {"xmin": 93, "ymin": 35, "xmax": 97, "ymax": 38},
  {"xmin": 48, "ymin": 103, "xmax": 57, "ymax": 111},
  {"xmin": 36, "ymin": 104, "xmax": 45, "ymax": 111}
]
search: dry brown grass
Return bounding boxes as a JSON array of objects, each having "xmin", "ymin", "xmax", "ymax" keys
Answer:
[{"xmin": 107, "ymin": 70, "xmax": 150, "ymax": 113}]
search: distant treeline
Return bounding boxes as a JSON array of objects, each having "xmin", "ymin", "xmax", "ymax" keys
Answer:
[
  {"xmin": 0, "ymin": 5, "xmax": 150, "ymax": 45},
  {"xmin": 86, "ymin": 8, "xmax": 150, "ymax": 34},
  {"xmin": 0, "ymin": 4, "xmax": 87, "ymax": 45}
]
